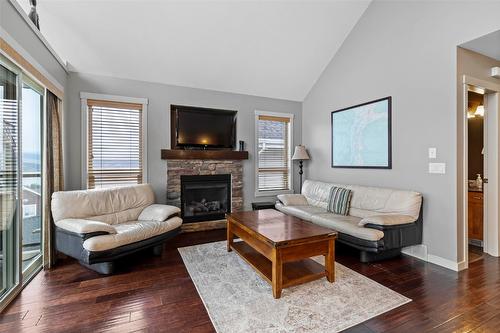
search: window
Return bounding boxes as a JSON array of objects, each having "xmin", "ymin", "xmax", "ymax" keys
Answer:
[
  {"xmin": 81, "ymin": 93, "xmax": 148, "ymax": 189},
  {"xmin": 255, "ymin": 111, "xmax": 293, "ymax": 196}
]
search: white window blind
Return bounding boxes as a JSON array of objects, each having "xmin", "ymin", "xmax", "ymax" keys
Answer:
[
  {"xmin": 257, "ymin": 114, "xmax": 291, "ymax": 193},
  {"xmin": 87, "ymin": 99, "xmax": 144, "ymax": 189},
  {"xmin": 0, "ymin": 92, "xmax": 18, "ymax": 193}
]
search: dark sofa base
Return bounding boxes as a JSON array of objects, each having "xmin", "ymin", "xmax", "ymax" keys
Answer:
[
  {"xmin": 79, "ymin": 261, "xmax": 116, "ymax": 275},
  {"xmin": 336, "ymin": 235, "xmax": 404, "ymax": 262},
  {"xmin": 55, "ymin": 226, "xmax": 181, "ymax": 274},
  {"xmin": 334, "ymin": 205, "xmax": 424, "ymax": 263}
]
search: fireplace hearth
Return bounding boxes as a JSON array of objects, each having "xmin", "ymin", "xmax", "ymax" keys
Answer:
[{"xmin": 181, "ymin": 174, "xmax": 231, "ymax": 223}]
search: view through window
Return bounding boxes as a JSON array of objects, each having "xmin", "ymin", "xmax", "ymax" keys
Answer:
[
  {"xmin": 86, "ymin": 99, "xmax": 145, "ymax": 189},
  {"xmin": 21, "ymin": 80, "xmax": 43, "ymax": 272},
  {"xmin": 256, "ymin": 113, "xmax": 292, "ymax": 194}
]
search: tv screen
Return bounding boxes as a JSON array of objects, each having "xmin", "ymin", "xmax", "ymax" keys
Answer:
[{"xmin": 171, "ymin": 105, "xmax": 237, "ymax": 149}]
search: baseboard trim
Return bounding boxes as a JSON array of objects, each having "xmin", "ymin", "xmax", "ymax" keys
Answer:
[
  {"xmin": 402, "ymin": 245, "xmax": 462, "ymax": 272},
  {"xmin": 457, "ymin": 260, "xmax": 468, "ymax": 271},
  {"xmin": 402, "ymin": 244, "xmax": 427, "ymax": 261},
  {"xmin": 427, "ymin": 254, "xmax": 460, "ymax": 271}
]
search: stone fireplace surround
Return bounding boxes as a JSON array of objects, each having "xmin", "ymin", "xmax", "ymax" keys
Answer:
[{"xmin": 166, "ymin": 160, "xmax": 244, "ymax": 220}]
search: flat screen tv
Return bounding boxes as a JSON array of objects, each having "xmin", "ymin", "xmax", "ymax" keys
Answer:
[{"xmin": 171, "ymin": 105, "xmax": 237, "ymax": 149}]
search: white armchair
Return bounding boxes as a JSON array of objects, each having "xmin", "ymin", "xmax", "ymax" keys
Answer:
[{"xmin": 51, "ymin": 184, "xmax": 182, "ymax": 274}]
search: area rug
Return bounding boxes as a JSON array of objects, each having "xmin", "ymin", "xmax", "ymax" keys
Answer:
[{"xmin": 179, "ymin": 241, "xmax": 411, "ymax": 333}]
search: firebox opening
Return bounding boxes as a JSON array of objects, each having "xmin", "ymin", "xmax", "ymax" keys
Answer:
[{"xmin": 180, "ymin": 174, "xmax": 231, "ymax": 223}]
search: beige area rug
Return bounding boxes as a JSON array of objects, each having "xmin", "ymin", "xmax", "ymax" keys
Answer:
[{"xmin": 179, "ymin": 241, "xmax": 410, "ymax": 333}]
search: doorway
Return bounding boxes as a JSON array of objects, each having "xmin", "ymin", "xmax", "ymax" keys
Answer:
[
  {"xmin": 466, "ymin": 89, "xmax": 485, "ymax": 263},
  {"xmin": 462, "ymin": 77, "xmax": 500, "ymax": 268}
]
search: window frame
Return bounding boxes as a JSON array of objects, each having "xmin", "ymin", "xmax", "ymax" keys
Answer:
[
  {"xmin": 254, "ymin": 110, "xmax": 294, "ymax": 197},
  {"xmin": 80, "ymin": 92, "xmax": 148, "ymax": 189}
]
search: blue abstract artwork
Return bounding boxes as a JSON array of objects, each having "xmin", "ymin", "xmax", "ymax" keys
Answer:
[{"xmin": 331, "ymin": 97, "xmax": 392, "ymax": 168}]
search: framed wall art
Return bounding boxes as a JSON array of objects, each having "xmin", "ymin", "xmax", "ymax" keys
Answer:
[{"xmin": 331, "ymin": 96, "xmax": 392, "ymax": 169}]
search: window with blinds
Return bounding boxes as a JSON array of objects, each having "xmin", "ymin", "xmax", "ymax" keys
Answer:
[
  {"xmin": 86, "ymin": 99, "xmax": 144, "ymax": 189},
  {"xmin": 256, "ymin": 113, "xmax": 292, "ymax": 193}
]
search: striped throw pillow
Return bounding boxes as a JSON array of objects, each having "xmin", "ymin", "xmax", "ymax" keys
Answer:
[{"xmin": 327, "ymin": 186, "xmax": 352, "ymax": 216}]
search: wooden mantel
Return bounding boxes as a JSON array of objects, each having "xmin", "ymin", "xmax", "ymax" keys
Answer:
[{"xmin": 161, "ymin": 149, "xmax": 249, "ymax": 160}]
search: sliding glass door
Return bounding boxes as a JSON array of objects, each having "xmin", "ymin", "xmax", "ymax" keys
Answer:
[
  {"xmin": 0, "ymin": 63, "xmax": 20, "ymax": 302},
  {"xmin": 21, "ymin": 78, "xmax": 43, "ymax": 276},
  {"xmin": 0, "ymin": 55, "xmax": 44, "ymax": 310}
]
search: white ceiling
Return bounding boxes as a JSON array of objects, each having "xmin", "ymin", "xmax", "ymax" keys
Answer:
[
  {"xmin": 461, "ymin": 29, "xmax": 500, "ymax": 61},
  {"xmin": 19, "ymin": 0, "xmax": 370, "ymax": 101}
]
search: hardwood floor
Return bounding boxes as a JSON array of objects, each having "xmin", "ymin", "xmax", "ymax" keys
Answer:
[
  {"xmin": 1, "ymin": 229, "xmax": 499, "ymax": 333},
  {"xmin": 468, "ymin": 244, "xmax": 485, "ymax": 264}
]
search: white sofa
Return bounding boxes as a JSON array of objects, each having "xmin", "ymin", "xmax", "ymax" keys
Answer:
[
  {"xmin": 276, "ymin": 180, "xmax": 423, "ymax": 262},
  {"xmin": 52, "ymin": 184, "xmax": 182, "ymax": 274}
]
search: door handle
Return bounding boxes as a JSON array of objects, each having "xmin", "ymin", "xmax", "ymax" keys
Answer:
[{"xmin": 483, "ymin": 178, "xmax": 489, "ymax": 184}]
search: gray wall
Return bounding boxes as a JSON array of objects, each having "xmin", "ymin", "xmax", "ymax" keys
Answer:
[
  {"xmin": 66, "ymin": 72, "xmax": 302, "ymax": 209},
  {"xmin": 302, "ymin": 0, "xmax": 500, "ymax": 263},
  {"xmin": 0, "ymin": 0, "xmax": 67, "ymax": 87},
  {"xmin": 0, "ymin": 0, "xmax": 69, "ymax": 183}
]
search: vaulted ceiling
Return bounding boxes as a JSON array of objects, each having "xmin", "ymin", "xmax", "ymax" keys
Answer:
[{"xmin": 20, "ymin": 0, "xmax": 370, "ymax": 101}]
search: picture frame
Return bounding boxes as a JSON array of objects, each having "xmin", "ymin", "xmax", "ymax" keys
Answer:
[{"xmin": 331, "ymin": 96, "xmax": 392, "ymax": 169}]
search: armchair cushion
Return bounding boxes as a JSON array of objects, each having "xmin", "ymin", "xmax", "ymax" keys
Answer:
[
  {"xmin": 138, "ymin": 204, "xmax": 181, "ymax": 222},
  {"xmin": 277, "ymin": 194, "xmax": 309, "ymax": 206},
  {"xmin": 83, "ymin": 217, "xmax": 183, "ymax": 252},
  {"xmin": 55, "ymin": 218, "xmax": 117, "ymax": 235},
  {"xmin": 359, "ymin": 214, "xmax": 416, "ymax": 227}
]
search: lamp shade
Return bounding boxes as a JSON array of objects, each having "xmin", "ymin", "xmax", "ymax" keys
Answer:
[
  {"xmin": 475, "ymin": 105, "xmax": 485, "ymax": 117},
  {"xmin": 292, "ymin": 145, "xmax": 310, "ymax": 160}
]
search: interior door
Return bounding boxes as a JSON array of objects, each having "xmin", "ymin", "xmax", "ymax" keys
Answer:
[{"xmin": 484, "ymin": 92, "xmax": 500, "ymax": 256}]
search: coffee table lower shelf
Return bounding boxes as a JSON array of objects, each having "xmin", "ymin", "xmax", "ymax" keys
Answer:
[{"xmin": 231, "ymin": 241, "xmax": 326, "ymax": 289}]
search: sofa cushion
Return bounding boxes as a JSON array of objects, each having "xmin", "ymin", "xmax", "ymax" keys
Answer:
[
  {"xmin": 347, "ymin": 185, "xmax": 422, "ymax": 219},
  {"xmin": 302, "ymin": 180, "xmax": 333, "ymax": 209},
  {"xmin": 277, "ymin": 194, "xmax": 309, "ymax": 206},
  {"xmin": 275, "ymin": 203, "xmax": 327, "ymax": 220},
  {"xmin": 51, "ymin": 184, "xmax": 155, "ymax": 224},
  {"xmin": 359, "ymin": 214, "xmax": 416, "ymax": 226},
  {"xmin": 301, "ymin": 180, "xmax": 422, "ymax": 219},
  {"xmin": 82, "ymin": 217, "xmax": 183, "ymax": 252},
  {"xmin": 311, "ymin": 213, "xmax": 384, "ymax": 241},
  {"xmin": 55, "ymin": 219, "xmax": 117, "ymax": 235},
  {"xmin": 138, "ymin": 204, "xmax": 180, "ymax": 222},
  {"xmin": 327, "ymin": 187, "xmax": 352, "ymax": 216}
]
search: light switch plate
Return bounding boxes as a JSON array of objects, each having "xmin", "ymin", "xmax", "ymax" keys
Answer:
[
  {"xmin": 428, "ymin": 148, "xmax": 437, "ymax": 159},
  {"xmin": 429, "ymin": 162, "xmax": 446, "ymax": 174}
]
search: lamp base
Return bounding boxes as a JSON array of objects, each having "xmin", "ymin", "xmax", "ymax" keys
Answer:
[{"xmin": 298, "ymin": 160, "xmax": 303, "ymax": 193}]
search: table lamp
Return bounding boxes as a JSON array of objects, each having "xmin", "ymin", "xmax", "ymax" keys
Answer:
[{"xmin": 292, "ymin": 145, "xmax": 310, "ymax": 193}]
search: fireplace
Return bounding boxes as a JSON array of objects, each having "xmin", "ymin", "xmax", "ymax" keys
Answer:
[{"xmin": 180, "ymin": 174, "xmax": 231, "ymax": 223}]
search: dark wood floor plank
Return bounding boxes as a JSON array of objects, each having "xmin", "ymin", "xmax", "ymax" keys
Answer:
[
  {"xmin": 1, "ymin": 228, "xmax": 499, "ymax": 333},
  {"xmin": 470, "ymin": 313, "xmax": 500, "ymax": 333},
  {"xmin": 429, "ymin": 302, "xmax": 499, "ymax": 333}
]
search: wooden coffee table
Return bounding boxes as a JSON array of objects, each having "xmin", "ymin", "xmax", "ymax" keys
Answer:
[{"xmin": 226, "ymin": 209, "xmax": 337, "ymax": 299}]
